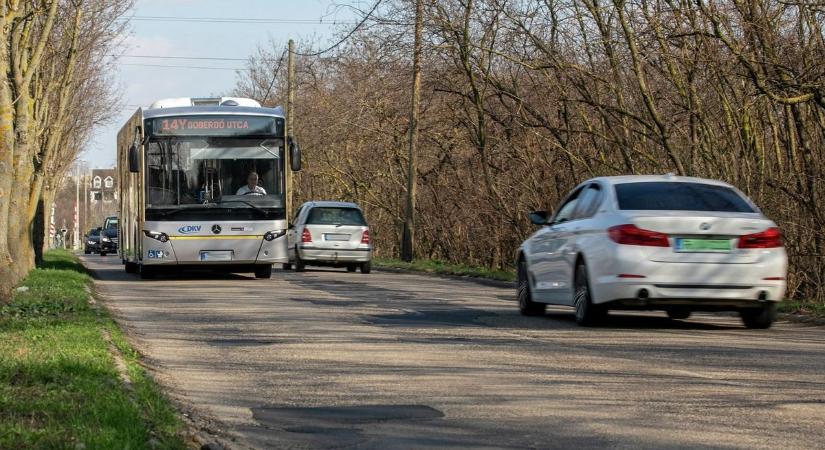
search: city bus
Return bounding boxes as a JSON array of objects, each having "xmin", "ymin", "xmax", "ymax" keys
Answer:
[{"xmin": 117, "ymin": 97, "xmax": 300, "ymax": 279}]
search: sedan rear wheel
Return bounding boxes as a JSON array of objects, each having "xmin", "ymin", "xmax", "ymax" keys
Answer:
[
  {"xmin": 666, "ymin": 309, "xmax": 691, "ymax": 320},
  {"xmin": 573, "ymin": 262, "xmax": 604, "ymax": 326},
  {"xmin": 740, "ymin": 303, "xmax": 777, "ymax": 329},
  {"xmin": 517, "ymin": 260, "xmax": 545, "ymax": 316}
]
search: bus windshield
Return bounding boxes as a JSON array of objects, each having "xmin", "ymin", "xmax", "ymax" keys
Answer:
[{"xmin": 145, "ymin": 136, "xmax": 284, "ymax": 209}]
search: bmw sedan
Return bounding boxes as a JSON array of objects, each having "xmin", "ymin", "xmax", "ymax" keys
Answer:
[{"xmin": 517, "ymin": 175, "xmax": 787, "ymax": 328}]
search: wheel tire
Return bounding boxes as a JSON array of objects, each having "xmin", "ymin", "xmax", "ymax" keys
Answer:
[
  {"xmin": 360, "ymin": 261, "xmax": 372, "ymax": 274},
  {"xmin": 741, "ymin": 304, "xmax": 777, "ymax": 329},
  {"xmin": 125, "ymin": 261, "xmax": 138, "ymax": 274},
  {"xmin": 84, "ymin": 250, "xmax": 90, "ymax": 255},
  {"xmin": 100, "ymin": 252, "xmax": 107, "ymax": 257},
  {"xmin": 254, "ymin": 265, "xmax": 273, "ymax": 279},
  {"xmin": 667, "ymin": 309, "xmax": 691, "ymax": 320},
  {"xmin": 282, "ymin": 263, "xmax": 293, "ymax": 270},
  {"xmin": 346, "ymin": 265, "xmax": 357, "ymax": 273},
  {"xmin": 517, "ymin": 259, "xmax": 545, "ymax": 316},
  {"xmin": 573, "ymin": 261, "xmax": 605, "ymax": 326},
  {"xmin": 294, "ymin": 252, "xmax": 306, "ymax": 272},
  {"xmin": 139, "ymin": 264, "xmax": 155, "ymax": 279}
]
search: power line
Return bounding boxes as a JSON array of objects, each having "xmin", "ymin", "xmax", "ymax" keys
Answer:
[
  {"xmin": 118, "ymin": 15, "xmax": 356, "ymax": 25},
  {"xmin": 262, "ymin": 49, "xmax": 288, "ymax": 104},
  {"xmin": 295, "ymin": 0, "xmax": 384, "ymax": 57},
  {"xmin": 119, "ymin": 63, "xmax": 246, "ymax": 71},
  {"xmin": 110, "ymin": 54, "xmax": 250, "ymax": 61}
]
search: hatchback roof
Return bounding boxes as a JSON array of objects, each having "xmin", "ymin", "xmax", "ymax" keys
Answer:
[
  {"xmin": 304, "ymin": 201, "xmax": 361, "ymax": 209},
  {"xmin": 593, "ymin": 175, "xmax": 734, "ymax": 188}
]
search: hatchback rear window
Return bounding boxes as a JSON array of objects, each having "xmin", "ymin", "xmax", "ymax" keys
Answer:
[
  {"xmin": 615, "ymin": 182, "xmax": 755, "ymax": 212},
  {"xmin": 307, "ymin": 207, "xmax": 367, "ymax": 226}
]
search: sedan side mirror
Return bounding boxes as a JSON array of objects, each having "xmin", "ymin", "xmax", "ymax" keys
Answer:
[
  {"xmin": 289, "ymin": 137, "xmax": 301, "ymax": 172},
  {"xmin": 529, "ymin": 210, "xmax": 550, "ymax": 226},
  {"xmin": 128, "ymin": 144, "xmax": 139, "ymax": 173}
]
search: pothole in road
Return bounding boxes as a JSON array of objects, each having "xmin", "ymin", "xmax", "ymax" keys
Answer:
[
  {"xmin": 252, "ymin": 404, "xmax": 444, "ymax": 426},
  {"xmin": 205, "ymin": 338, "xmax": 281, "ymax": 347},
  {"xmin": 366, "ymin": 309, "xmax": 497, "ymax": 328},
  {"xmin": 295, "ymin": 298, "xmax": 367, "ymax": 307}
]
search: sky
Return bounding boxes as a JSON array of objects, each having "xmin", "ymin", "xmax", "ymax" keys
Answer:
[{"xmin": 84, "ymin": 0, "xmax": 361, "ymax": 169}]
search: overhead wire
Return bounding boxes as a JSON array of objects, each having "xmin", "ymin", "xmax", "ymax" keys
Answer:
[
  {"xmin": 119, "ymin": 63, "xmax": 245, "ymax": 71},
  {"xmin": 119, "ymin": 15, "xmax": 357, "ymax": 25},
  {"xmin": 294, "ymin": 0, "xmax": 383, "ymax": 57}
]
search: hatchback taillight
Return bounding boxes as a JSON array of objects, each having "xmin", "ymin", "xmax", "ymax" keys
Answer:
[
  {"xmin": 361, "ymin": 229, "xmax": 370, "ymax": 245},
  {"xmin": 738, "ymin": 227, "xmax": 782, "ymax": 249},
  {"xmin": 301, "ymin": 228, "xmax": 312, "ymax": 243},
  {"xmin": 608, "ymin": 224, "xmax": 670, "ymax": 247}
]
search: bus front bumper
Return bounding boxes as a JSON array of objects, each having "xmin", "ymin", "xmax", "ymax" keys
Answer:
[{"xmin": 141, "ymin": 234, "xmax": 288, "ymax": 265}]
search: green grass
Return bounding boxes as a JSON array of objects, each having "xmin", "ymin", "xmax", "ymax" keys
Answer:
[
  {"xmin": 778, "ymin": 300, "xmax": 825, "ymax": 318},
  {"xmin": 375, "ymin": 258, "xmax": 516, "ymax": 282},
  {"xmin": 0, "ymin": 250, "xmax": 187, "ymax": 449}
]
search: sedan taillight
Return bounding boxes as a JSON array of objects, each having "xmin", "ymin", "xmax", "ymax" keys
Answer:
[
  {"xmin": 738, "ymin": 227, "xmax": 782, "ymax": 249},
  {"xmin": 608, "ymin": 224, "xmax": 670, "ymax": 247},
  {"xmin": 301, "ymin": 228, "xmax": 312, "ymax": 243},
  {"xmin": 361, "ymin": 229, "xmax": 370, "ymax": 245}
]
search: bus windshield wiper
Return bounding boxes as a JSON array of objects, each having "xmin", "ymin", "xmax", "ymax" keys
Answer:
[{"xmin": 216, "ymin": 199, "xmax": 266, "ymax": 214}]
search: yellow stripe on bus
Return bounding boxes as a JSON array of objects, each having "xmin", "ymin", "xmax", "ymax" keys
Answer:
[{"xmin": 168, "ymin": 235, "xmax": 264, "ymax": 240}]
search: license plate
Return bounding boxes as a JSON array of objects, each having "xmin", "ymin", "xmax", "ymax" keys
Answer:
[
  {"xmin": 675, "ymin": 238, "xmax": 732, "ymax": 253},
  {"xmin": 324, "ymin": 234, "xmax": 350, "ymax": 241},
  {"xmin": 199, "ymin": 250, "xmax": 233, "ymax": 261}
]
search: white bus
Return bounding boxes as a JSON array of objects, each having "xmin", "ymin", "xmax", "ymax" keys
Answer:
[{"xmin": 117, "ymin": 97, "xmax": 300, "ymax": 279}]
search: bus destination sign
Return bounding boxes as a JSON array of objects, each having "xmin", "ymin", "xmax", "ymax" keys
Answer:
[{"xmin": 148, "ymin": 115, "xmax": 282, "ymax": 137}]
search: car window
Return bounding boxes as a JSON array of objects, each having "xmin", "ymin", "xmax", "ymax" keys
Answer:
[
  {"xmin": 306, "ymin": 207, "xmax": 367, "ymax": 226},
  {"xmin": 573, "ymin": 185, "xmax": 602, "ymax": 219},
  {"xmin": 292, "ymin": 206, "xmax": 303, "ymax": 223},
  {"xmin": 90, "ymin": 229, "xmax": 100, "ymax": 236},
  {"xmin": 615, "ymin": 182, "xmax": 755, "ymax": 212},
  {"xmin": 552, "ymin": 188, "xmax": 583, "ymax": 224}
]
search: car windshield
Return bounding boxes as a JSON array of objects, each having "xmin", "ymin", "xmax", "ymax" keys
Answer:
[
  {"xmin": 615, "ymin": 182, "xmax": 756, "ymax": 212},
  {"xmin": 89, "ymin": 229, "xmax": 100, "ymax": 236},
  {"xmin": 105, "ymin": 219, "xmax": 118, "ymax": 229},
  {"xmin": 145, "ymin": 136, "xmax": 284, "ymax": 208},
  {"xmin": 307, "ymin": 207, "xmax": 366, "ymax": 226}
]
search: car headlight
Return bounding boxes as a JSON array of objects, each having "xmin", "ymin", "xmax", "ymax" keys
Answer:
[
  {"xmin": 143, "ymin": 230, "xmax": 169, "ymax": 243},
  {"xmin": 87, "ymin": 240, "xmax": 95, "ymax": 244},
  {"xmin": 101, "ymin": 237, "xmax": 111, "ymax": 242},
  {"xmin": 263, "ymin": 230, "xmax": 286, "ymax": 241}
]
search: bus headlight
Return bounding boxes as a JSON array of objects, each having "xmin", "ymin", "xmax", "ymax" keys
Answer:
[
  {"xmin": 263, "ymin": 230, "xmax": 286, "ymax": 241},
  {"xmin": 143, "ymin": 230, "xmax": 169, "ymax": 243}
]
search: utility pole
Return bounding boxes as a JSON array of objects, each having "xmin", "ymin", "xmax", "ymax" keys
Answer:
[
  {"xmin": 286, "ymin": 39, "xmax": 296, "ymax": 219},
  {"xmin": 402, "ymin": 0, "xmax": 423, "ymax": 262}
]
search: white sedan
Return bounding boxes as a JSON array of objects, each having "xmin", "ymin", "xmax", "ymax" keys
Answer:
[{"xmin": 517, "ymin": 175, "xmax": 787, "ymax": 328}]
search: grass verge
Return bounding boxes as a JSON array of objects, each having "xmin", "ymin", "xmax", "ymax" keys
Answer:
[
  {"xmin": 0, "ymin": 250, "xmax": 186, "ymax": 449},
  {"xmin": 374, "ymin": 258, "xmax": 516, "ymax": 283},
  {"xmin": 778, "ymin": 300, "xmax": 825, "ymax": 318}
]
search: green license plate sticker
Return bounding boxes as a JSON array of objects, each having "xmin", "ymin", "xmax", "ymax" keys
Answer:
[{"xmin": 676, "ymin": 238, "xmax": 732, "ymax": 252}]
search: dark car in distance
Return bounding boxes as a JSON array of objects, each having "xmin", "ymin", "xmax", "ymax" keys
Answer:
[
  {"xmin": 84, "ymin": 228, "xmax": 101, "ymax": 254},
  {"xmin": 100, "ymin": 216, "xmax": 119, "ymax": 256}
]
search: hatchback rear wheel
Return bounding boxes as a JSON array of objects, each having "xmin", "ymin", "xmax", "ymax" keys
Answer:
[
  {"xmin": 517, "ymin": 259, "xmax": 545, "ymax": 316},
  {"xmin": 574, "ymin": 261, "xmax": 605, "ymax": 326},
  {"xmin": 360, "ymin": 262, "xmax": 371, "ymax": 274}
]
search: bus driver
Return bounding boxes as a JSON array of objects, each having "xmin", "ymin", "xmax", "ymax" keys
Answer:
[{"xmin": 236, "ymin": 171, "xmax": 267, "ymax": 195}]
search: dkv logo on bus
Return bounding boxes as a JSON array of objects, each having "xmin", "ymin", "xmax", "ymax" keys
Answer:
[{"xmin": 177, "ymin": 225, "xmax": 202, "ymax": 234}]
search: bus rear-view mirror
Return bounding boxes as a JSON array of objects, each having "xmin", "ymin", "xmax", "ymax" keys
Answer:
[
  {"xmin": 289, "ymin": 138, "xmax": 301, "ymax": 172},
  {"xmin": 128, "ymin": 144, "xmax": 139, "ymax": 173}
]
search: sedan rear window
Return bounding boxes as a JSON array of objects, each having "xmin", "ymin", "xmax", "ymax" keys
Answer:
[
  {"xmin": 615, "ymin": 182, "xmax": 756, "ymax": 212},
  {"xmin": 307, "ymin": 207, "xmax": 367, "ymax": 226}
]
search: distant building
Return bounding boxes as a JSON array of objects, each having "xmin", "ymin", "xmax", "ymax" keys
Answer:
[{"xmin": 90, "ymin": 168, "xmax": 117, "ymax": 204}]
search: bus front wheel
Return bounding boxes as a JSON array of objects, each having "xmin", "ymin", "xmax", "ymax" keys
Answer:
[{"xmin": 255, "ymin": 264, "xmax": 272, "ymax": 279}]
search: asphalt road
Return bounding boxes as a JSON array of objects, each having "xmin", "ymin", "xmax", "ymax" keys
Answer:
[{"xmin": 81, "ymin": 255, "xmax": 825, "ymax": 449}]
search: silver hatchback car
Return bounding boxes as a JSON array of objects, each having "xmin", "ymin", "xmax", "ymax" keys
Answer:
[{"xmin": 286, "ymin": 201, "xmax": 373, "ymax": 273}]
